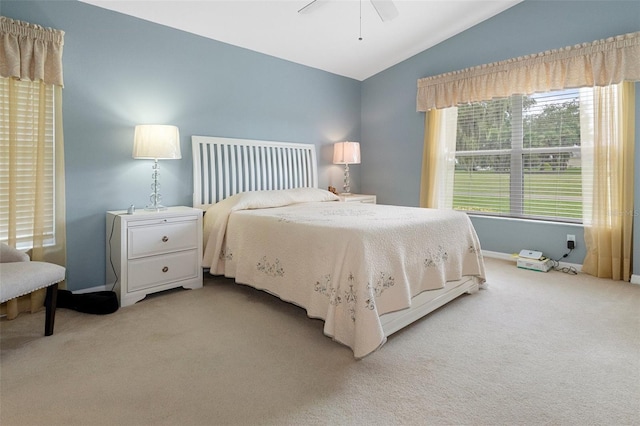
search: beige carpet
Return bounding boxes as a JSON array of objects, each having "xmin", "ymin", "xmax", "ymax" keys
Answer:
[{"xmin": 1, "ymin": 257, "xmax": 639, "ymax": 426}]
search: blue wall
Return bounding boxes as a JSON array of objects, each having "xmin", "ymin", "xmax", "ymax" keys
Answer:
[
  {"xmin": 4, "ymin": 1, "xmax": 640, "ymax": 289},
  {"xmin": 3, "ymin": 1, "xmax": 361, "ymax": 291},
  {"xmin": 361, "ymin": 0, "xmax": 640, "ymax": 265}
]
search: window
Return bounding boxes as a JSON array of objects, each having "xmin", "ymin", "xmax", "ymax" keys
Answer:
[
  {"xmin": 418, "ymin": 31, "xmax": 637, "ymax": 280},
  {"xmin": 0, "ymin": 78, "xmax": 57, "ymax": 249},
  {"xmin": 449, "ymin": 89, "xmax": 591, "ymax": 223}
]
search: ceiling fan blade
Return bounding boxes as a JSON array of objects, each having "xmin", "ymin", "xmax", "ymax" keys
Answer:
[
  {"xmin": 298, "ymin": 0, "xmax": 327, "ymax": 14},
  {"xmin": 370, "ymin": 0, "xmax": 399, "ymax": 22}
]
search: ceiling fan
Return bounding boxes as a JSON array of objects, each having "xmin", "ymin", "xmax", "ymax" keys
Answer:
[{"xmin": 298, "ymin": 0, "xmax": 399, "ymax": 22}]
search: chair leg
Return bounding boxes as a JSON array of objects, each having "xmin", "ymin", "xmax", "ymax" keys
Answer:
[{"xmin": 44, "ymin": 283, "xmax": 59, "ymax": 336}]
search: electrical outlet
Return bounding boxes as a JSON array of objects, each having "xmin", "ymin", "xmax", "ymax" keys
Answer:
[{"xmin": 567, "ymin": 234, "xmax": 576, "ymax": 250}]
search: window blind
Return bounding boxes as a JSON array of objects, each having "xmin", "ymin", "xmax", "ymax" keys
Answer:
[
  {"xmin": 451, "ymin": 89, "xmax": 591, "ymax": 222},
  {"xmin": 0, "ymin": 78, "xmax": 56, "ymax": 249}
]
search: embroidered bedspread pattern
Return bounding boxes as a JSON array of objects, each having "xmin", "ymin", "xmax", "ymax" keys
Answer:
[
  {"xmin": 203, "ymin": 189, "xmax": 485, "ymax": 358},
  {"xmin": 202, "ymin": 188, "xmax": 339, "ymax": 270}
]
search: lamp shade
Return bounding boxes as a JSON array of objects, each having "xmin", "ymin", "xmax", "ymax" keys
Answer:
[
  {"xmin": 132, "ymin": 125, "xmax": 181, "ymax": 160},
  {"xmin": 333, "ymin": 141, "xmax": 361, "ymax": 165}
]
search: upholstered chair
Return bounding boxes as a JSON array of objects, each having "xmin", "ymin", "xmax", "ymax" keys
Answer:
[{"xmin": 0, "ymin": 243, "xmax": 65, "ymax": 335}]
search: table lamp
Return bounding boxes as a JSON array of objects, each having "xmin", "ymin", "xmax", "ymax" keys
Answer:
[
  {"xmin": 333, "ymin": 141, "xmax": 360, "ymax": 194},
  {"xmin": 132, "ymin": 124, "xmax": 181, "ymax": 211}
]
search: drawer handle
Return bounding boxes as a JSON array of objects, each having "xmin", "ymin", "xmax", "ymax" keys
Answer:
[
  {"xmin": 162, "ymin": 236, "xmax": 169, "ymax": 242},
  {"xmin": 162, "ymin": 266, "xmax": 169, "ymax": 273}
]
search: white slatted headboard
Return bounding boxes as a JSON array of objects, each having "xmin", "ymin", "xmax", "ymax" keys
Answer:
[{"xmin": 192, "ymin": 136, "xmax": 319, "ymax": 209}]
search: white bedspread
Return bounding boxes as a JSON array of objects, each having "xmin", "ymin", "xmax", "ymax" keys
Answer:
[{"xmin": 203, "ymin": 188, "xmax": 485, "ymax": 358}]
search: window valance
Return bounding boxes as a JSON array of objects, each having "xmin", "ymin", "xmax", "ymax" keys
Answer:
[
  {"xmin": 0, "ymin": 16, "xmax": 64, "ymax": 87},
  {"xmin": 417, "ymin": 31, "xmax": 640, "ymax": 111}
]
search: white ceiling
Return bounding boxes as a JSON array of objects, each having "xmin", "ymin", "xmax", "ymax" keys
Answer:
[{"xmin": 79, "ymin": 0, "xmax": 522, "ymax": 81}]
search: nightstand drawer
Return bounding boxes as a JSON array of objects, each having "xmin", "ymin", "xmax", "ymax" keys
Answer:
[
  {"xmin": 128, "ymin": 219, "xmax": 198, "ymax": 259},
  {"xmin": 127, "ymin": 249, "xmax": 199, "ymax": 292}
]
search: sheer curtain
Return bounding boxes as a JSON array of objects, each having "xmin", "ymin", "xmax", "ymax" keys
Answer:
[
  {"xmin": 419, "ymin": 108, "xmax": 457, "ymax": 209},
  {"xmin": 418, "ymin": 32, "xmax": 639, "ymax": 281},
  {"xmin": 0, "ymin": 16, "xmax": 66, "ymax": 317},
  {"xmin": 580, "ymin": 82, "xmax": 635, "ymax": 280}
]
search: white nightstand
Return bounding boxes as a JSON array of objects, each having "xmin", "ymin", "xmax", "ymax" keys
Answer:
[
  {"xmin": 106, "ymin": 206, "xmax": 203, "ymax": 307},
  {"xmin": 338, "ymin": 194, "xmax": 377, "ymax": 204}
]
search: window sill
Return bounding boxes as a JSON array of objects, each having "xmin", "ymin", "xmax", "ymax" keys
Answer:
[{"xmin": 466, "ymin": 213, "xmax": 584, "ymax": 228}]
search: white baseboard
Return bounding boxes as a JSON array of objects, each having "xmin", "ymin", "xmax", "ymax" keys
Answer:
[
  {"xmin": 70, "ymin": 257, "xmax": 638, "ymax": 294},
  {"xmin": 73, "ymin": 285, "xmax": 107, "ymax": 294},
  {"xmin": 482, "ymin": 250, "xmax": 582, "ymax": 272},
  {"xmin": 483, "ymin": 250, "xmax": 639, "ymax": 283},
  {"xmin": 481, "ymin": 250, "xmax": 516, "ymax": 262}
]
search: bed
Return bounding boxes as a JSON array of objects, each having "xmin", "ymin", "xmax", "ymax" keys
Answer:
[{"xmin": 193, "ymin": 135, "xmax": 486, "ymax": 358}]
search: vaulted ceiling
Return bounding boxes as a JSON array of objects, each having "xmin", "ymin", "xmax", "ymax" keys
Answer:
[{"xmin": 80, "ymin": 0, "xmax": 522, "ymax": 81}]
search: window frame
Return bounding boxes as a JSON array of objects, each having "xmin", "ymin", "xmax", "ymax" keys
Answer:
[{"xmin": 451, "ymin": 93, "xmax": 585, "ymax": 224}]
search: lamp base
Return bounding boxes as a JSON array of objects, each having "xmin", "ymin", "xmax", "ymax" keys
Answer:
[
  {"xmin": 144, "ymin": 159, "xmax": 167, "ymax": 211},
  {"xmin": 342, "ymin": 163, "xmax": 352, "ymax": 194}
]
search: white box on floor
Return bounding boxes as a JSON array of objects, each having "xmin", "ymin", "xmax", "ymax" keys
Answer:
[{"xmin": 517, "ymin": 256, "xmax": 553, "ymax": 272}]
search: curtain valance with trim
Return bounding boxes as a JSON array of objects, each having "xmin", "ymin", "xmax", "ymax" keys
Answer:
[
  {"xmin": 0, "ymin": 16, "xmax": 65, "ymax": 87},
  {"xmin": 417, "ymin": 31, "xmax": 640, "ymax": 111}
]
